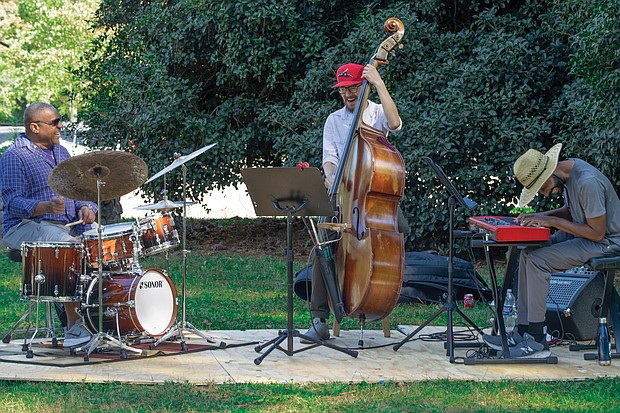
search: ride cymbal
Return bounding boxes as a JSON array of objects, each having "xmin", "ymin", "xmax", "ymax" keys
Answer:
[
  {"xmin": 145, "ymin": 143, "xmax": 217, "ymax": 184},
  {"xmin": 134, "ymin": 199, "xmax": 197, "ymax": 211},
  {"xmin": 49, "ymin": 150, "xmax": 148, "ymax": 202}
]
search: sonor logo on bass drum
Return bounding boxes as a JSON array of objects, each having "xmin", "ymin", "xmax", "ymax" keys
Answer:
[{"xmin": 139, "ymin": 280, "xmax": 163, "ymax": 289}]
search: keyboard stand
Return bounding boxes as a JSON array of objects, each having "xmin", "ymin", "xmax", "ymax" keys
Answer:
[{"xmin": 465, "ymin": 239, "xmax": 558, "ymax": 365}]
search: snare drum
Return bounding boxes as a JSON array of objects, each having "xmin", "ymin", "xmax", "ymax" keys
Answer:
[
  {"xmin": 83, "ymin": 223, "xmax": 136, "ymax": 269},
  {"xmin": 21, "ymin": 242, "xmax": 84, "ymax": 301},
  {"xmin": 84, "ymin": 269, "xmax": 178, "ymax": 337},
  {"xmin": 138, "ymin": 213, "xmax": 179, "ymax": 256}
]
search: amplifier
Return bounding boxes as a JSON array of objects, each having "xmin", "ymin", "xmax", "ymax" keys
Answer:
[{"xmin": 545, "ymin": 267, "xmax": 610, "ymax": 340}]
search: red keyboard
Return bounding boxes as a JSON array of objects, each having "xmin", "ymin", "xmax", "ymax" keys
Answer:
[{"xmin": 468, "ymin": 215, "xmax": 550, "ymax": 242}]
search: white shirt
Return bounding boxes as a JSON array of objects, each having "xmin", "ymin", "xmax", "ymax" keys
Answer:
[{"xmin": 322, "ymin": 100, "xmax": 402, "ymax": 167}]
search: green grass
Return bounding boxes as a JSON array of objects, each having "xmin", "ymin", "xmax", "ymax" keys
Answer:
[{"xmin": 1, "ymin": 227, "xmax": 619, "ymax": 412}]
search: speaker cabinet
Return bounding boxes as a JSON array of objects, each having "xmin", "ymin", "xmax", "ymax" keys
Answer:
[{"xmin": 545, "ymin": 268, "xmax": 610, "ymax": 340}]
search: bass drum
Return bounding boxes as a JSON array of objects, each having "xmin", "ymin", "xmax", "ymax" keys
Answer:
[{"xmin": 84, "ymin": 269, "xmax": 178, "ymax": 337}]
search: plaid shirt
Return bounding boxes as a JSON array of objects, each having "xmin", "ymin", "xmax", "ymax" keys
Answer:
[{"xmin": 0, "ymin": 133, "xmax": 97, "ymax": 236}]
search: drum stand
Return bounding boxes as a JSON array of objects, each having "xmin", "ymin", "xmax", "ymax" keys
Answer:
[
  {"xmin": 76, "ymin": 176, "xmax": 145, "ymax": 361},
  {"xmin": 151, "ymin": 163, "xmax": 225, "ymax": 350},
  {"xmin": 4, "ymin": 288, "xmax": 61, "ymax": 358}
]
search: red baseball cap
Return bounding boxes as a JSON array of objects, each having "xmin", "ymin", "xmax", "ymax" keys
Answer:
[{"xmin": 332, "ymin": 63, "xmax": 364, "ymax": 88}]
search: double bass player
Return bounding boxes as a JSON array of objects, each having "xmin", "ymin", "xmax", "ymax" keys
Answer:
[{"xmin": 301, "ymin": 62, "xmax": 409, "ymax": 343}]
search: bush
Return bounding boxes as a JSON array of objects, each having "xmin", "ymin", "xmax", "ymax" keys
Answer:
[{"xmin": 76, "ymin": 0, "xmax": 620, "ymax": 252}]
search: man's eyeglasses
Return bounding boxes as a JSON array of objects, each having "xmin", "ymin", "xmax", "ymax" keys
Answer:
[
  {"xmin": 33, "ymin": 116, "xmax": 63, "ymax": 127},
  {"xmin": 338, "ymin": 85, "xmax": 361, "ymax": 94}
]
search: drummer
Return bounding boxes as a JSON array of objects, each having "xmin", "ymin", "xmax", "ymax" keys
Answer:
[{"xmin": 0, "ymin": 102, "xmax": 97, "ymax": 348}]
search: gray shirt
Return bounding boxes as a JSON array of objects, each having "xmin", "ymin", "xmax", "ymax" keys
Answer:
[{"xmin": 564, "ymin": 158, "xmax": 620, "ymax": 245}]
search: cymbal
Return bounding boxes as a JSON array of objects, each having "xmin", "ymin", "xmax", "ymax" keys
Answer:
[
  {"xmin": 145, "ymin": 143, "xmax": 217, "ymax": 184},
  {"xmin": 134, "ymin": 199, "xmax": 197, "ymax": 211},
  {"xmin": 49, "ymin": 150, "xmax": 148, "ymax": 202}
]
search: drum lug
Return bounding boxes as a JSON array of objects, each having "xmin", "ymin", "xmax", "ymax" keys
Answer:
[
  {"xmin": 104, "ymin": 306, "xmax": 118, "ymax": 318},
  {"xmin": 54, "ymin": 247, "xmax": 60, "ymax": 259},
  {"xmin": 75, "ymin": 284, "xmax": 84, "ymax": 299}
]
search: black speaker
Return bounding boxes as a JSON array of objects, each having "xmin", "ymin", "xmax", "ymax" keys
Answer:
[{"xmin": 545, "ymin": 268, "xmax": 610, "ymax": 340}]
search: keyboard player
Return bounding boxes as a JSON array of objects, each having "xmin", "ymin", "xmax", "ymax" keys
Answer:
[{"xmin": 482, "ymin": 143, "xmax": 620, "ymax": 358}]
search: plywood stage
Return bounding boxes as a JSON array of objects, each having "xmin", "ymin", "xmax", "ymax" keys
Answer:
[{"xmin": 0, "ymin": 326, "xmax": 618, "ymax": 384}]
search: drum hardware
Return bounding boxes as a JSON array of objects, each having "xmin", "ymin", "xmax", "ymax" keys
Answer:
[
  {"xmin": 22, "ymin": 274, "xmax": 49, "ymax": 358},
  {"xmin": 147, "ymin": 144, "xmax": 225, "ymax": 351},
  {"xmin": 1, "ymin": 301, "xmax": 60, "ymax": 348},
  {"xmin": 128, "ymin": 223, "xmax": 143, "ymax": 274},
  {"xmin": 50, "ymin": 151, "xmax": 148, "ymax": 360}
]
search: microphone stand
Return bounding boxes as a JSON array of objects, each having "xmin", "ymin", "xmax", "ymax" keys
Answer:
[{"xmin": 393, "ymin": 157, "xmax": 483, "ymax": 363}]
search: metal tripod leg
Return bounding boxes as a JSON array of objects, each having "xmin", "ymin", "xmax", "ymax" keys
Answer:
[
  {"xmin": 76, "ymin": 331, "xmax": 145, "ymax": 362},
  {"xmin": 2, "ymin": 301, "xmax": 36, "ymax": 344},
  {"xmin": 253, "ymin": 207, "xmax": 358, "ymax": 365},
  {"xmin": 151, "ymin": 320, "xmax": 225, "ymax": 351}
]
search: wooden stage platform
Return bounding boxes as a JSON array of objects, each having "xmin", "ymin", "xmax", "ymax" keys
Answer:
[{"xmin": 0, "ymin": 326, "xmax": 618, "ymax": 384}]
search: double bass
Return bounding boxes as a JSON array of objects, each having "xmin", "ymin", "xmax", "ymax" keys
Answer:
[{"xmin": 314, "ymin": 18, "xmax": 406, "ymax": 326}]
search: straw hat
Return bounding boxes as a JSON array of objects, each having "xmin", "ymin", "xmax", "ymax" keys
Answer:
[{"xmin": 513, "ymin": 143, "xmax": 562, "ymax": 206}]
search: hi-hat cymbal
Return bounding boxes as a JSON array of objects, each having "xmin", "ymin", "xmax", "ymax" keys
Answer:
[
  {"xmin": 145, "ymin": 143, "xmax": 217, "ymax": 184},
  {"xmin": 49, "ymin": 150, "xmax": 148, "ymax": 202},
  {"xmin": 134, "ymin": 199, "xmax": 197, "ymax": 211}
]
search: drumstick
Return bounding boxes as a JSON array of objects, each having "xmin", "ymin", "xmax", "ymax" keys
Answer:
[{"xmin": 65, "ymin": 219, "xmax": 84, "ymax": 228}]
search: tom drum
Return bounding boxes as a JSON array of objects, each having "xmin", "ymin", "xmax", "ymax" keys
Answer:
[
  {"xmin": 21, "ymin": 241, "xmax": 84, "ymax": 301},
  {"xmin": 83, "ymin": 222, "xmax": 137, "ymax": 269},
  {"xmin": 138, "ymin": 213, "xmax": 179, "ymax": 256}
]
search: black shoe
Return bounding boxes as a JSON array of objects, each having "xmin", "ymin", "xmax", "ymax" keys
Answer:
[
  {"xmin": 497, "ymin": 333, "xmax": 551, "ymax": 359},
  {"xmin": 483, "ymin": 330, "xmax": 523, "ymax": 351}
]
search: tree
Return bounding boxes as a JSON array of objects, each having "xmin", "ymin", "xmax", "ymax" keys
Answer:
[
  {"xmin": 75, "ymin": 0, "xmax": 620, "ymax": 251},
  {"xmin": 0, "ymin": 0, "xmax": 100, "ymax": 123}
]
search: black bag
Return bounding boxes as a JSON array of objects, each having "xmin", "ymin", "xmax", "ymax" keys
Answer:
[
  {"xmin": 399, "ymin": 251, "xmax": 492, "ymax": 305},
  {"xmin": 294, "ymin": 265, "xmax": 313, "ymax": 301},
  {"xmin": 294, "ymin": 251, "xmax": 492, "ymax": 304}
]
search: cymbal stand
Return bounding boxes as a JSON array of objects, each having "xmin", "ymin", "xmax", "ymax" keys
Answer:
[
  {"xmin": 76, "ymin": 174, "xmax": 144, "ymax": 361},
  {"xmin": 151, "ymin": 163, "xmax": 225, "ymax": 350},
  {"xmin": 162, "ymin": 176, "xmax": 171, "ymax": 275}
]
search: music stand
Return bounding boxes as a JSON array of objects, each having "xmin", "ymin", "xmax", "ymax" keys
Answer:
[
  {"xmin": 393, "ymin": 157, "xmax": 483, "ymax": 363},
  {"xmin": 241, "ymin": 167, "xmax": 358, "ymax": 364}
]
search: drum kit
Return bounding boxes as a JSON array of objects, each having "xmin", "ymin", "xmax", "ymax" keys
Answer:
[{"xmin": 10, "ymin": 144, "xmax": 220, "ymax": 360}]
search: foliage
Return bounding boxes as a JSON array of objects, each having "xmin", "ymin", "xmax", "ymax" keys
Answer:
[
  {"xmin": 0, "ymin": 0, "xmax": 100, "ymax": 123},
  {"xmin": 73, "ymin": 0, "xmax": 620, "ymax": 252}
]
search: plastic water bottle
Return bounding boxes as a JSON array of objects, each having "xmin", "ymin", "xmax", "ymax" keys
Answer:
[
  {"xmin": 502, "ymin": 289, "xmax": 517, "ymax": 332},
  {"xmin": 598, "ymin": 317, "xmax": 611, "ymax": 366}
]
